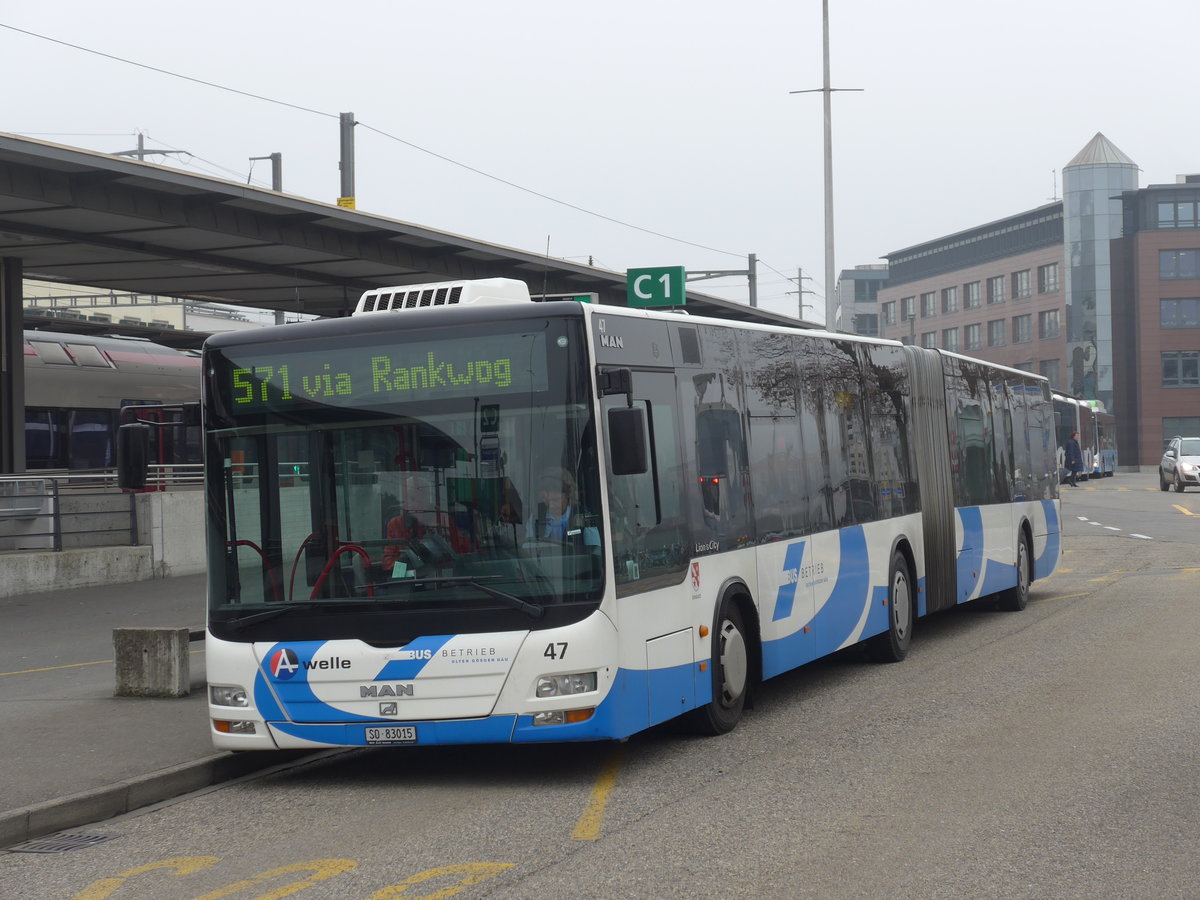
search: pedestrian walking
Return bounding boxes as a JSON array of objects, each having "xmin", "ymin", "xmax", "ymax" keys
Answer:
[{"xmin": 1065, "ymin": 431, "xmax": 1083, "ymax": 487}]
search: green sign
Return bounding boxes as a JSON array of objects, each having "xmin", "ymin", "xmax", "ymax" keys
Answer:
[
  {"xmin": 626, "ymin": 266, "xmax": 686, "ymax": 308},
  {"xmin": 217, "ymin": 332, "xmax": 548, "ymax": 415}
]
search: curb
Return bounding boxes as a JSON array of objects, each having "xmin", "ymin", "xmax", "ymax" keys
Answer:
[{"xmin": 0, "ymin": 750, "xmax": 316, "ymax": 850}]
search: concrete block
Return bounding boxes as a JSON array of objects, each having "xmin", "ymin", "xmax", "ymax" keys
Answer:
[{"xmin": 113, "ymin": 627, "xmax": 191, "ymax": 698}]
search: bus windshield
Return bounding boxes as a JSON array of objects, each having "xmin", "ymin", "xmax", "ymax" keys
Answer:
[{"xmin": 203, "ymin": 313, "xmax": 603, "ymax": 641}]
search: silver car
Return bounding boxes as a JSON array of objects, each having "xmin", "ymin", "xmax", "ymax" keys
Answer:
[{"xmin": 1159, "ymin": 436, "xmax": 1200, "ymax": 492}]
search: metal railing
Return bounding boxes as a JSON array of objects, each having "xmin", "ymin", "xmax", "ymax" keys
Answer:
[{"xmin": 0, "ymin": 466, "xmax": 199, "ymax": 552}]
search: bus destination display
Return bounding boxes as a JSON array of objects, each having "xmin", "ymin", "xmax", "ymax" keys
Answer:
[{"xmin": 220, "ymin": 333, "xmax": 547, "ymax": 413}]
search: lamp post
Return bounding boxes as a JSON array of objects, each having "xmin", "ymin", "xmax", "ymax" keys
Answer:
[{"xmin": 790, "ymin": 0, "xmax": 861, "ymax": 332}]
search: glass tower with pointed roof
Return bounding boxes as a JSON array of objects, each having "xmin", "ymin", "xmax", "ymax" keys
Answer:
[{"xmin": 1062, "ymin": 133, "xmax": 1139, "ymax": 410}]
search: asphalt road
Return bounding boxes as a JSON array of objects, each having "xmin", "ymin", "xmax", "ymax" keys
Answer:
[
  {"xmin": 2, "ymin": 474, "xmax": 1198, "ymax": 899},
  {"xmin": 0, "ymin": 573, "xmax": 211, "ymax": 812}
]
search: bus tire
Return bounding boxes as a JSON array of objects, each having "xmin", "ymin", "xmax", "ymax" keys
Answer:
[
  {"xmin": 998, "ymin": 533, "xmax": 1031, "ymax": 612},
  {"xmin": 867, "ymin": 552, "xmax": 913, "ymax": 663},
  {"xmin": 687, "ymin": 599, "xmax": 748, "ymax": 735}
]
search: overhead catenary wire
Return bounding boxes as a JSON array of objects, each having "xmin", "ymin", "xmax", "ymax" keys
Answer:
[
  {"xmin": 0, "ymin": 21, "xmax": 825, "ymax": 302},
  {"xmin": 0, "ymin": 23, "xmax": 337, "ymax": 120}
]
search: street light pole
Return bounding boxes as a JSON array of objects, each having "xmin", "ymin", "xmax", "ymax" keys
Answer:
[
  {"xmin": 820, "ymin": 0, "xmax": 835, "ymax": 332},
  {"xmin": 790, "ymin": 0, "xmax": 861, "ymax": 332}
]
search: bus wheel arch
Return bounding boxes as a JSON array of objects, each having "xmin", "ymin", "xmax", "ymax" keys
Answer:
[{"xmin": 687, "ymin": 582, "xmax": 759, "ymax": 735}]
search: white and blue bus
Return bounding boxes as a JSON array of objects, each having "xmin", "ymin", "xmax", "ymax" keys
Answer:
[
  {"xmin": 194, "ymin": 278, "xmax": 1060, "ymax": 749},
  {"xmin": 1053, "ymin": 392, "xmax": 1117, "ymax": 481}
]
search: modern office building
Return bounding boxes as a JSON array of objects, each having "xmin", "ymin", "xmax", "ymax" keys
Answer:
[
  {"xmin": 1112, "ymin": 175, "xmax": 1200, "ymax": 467},
  {"xmin": 836, "ymin": 265, "xmax": 888, "ymax": 337},
  {"xmin": 874, "ymin": 133, "xmax": 1199, "ymax": 469}
]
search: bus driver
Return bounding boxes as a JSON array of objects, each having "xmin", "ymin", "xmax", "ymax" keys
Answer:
[{"xmin": 530, "ymin": 467, "xmax": 599, "ymax": 547}]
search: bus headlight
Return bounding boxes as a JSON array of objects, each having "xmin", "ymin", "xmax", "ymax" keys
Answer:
[
  {"xmin": 210, "ymin": 684, "xmax": 249, "ymax": 707},
  {"xmin": 532, "ymin": 708, "xmax": 595, "ymax": 726},
  {"xmin": 536, "ymin": 672, "xmax": 597, "ymax": 697}
]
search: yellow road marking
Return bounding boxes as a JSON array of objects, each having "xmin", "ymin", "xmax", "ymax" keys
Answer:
[
  {"xmin": 572, "ymin": 746, "xmax": 625, "ymax": 840},
  {"xmin": 73, "ymin": 856, "xmax": 219, "ymax": 900},
  {"xmin": 1173, "ymin": 504, "xmax": 1198, "ymax": 517},
  {"xmin": 1, "ymin": 647, "xmax": 204, "ymax": 677},
  {"xmin": 367, "ymin": 862, "xmax": 515, "ymax": 899},
  {"xmin": 191, "ymin": 859, "xmax": 357, "ymax": 900}
]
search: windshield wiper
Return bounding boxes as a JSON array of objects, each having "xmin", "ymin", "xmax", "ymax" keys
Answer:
[
  {"xmin": 222, "ymin": 602, "xmax": 324, "ymax": 630},
  {"xmin": 404, "ymin": 576, "xmax": 545, "ymax": 619}
]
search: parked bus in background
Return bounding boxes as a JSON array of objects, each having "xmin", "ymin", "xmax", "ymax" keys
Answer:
[
  {"xmin": 170, "ymin": 278, "xmax": 1060, "ymax": 751},
  {"xmin": 1054, "ymin": 392, "xmax": 1092, "ymax": 482},
  {"xmin": 1093, "ymin": 405, "xmax": 1117, "ymax": 477},
  {"xmin": 1053, "ymin": 393, "xmax": 1117, "ymax": 481},
  {"xmin": 24, "ymin": 330, "xmax": 200, "ymax": 475},
  {"xmin": 1094, "ymin": 403, "xmax": 1118, "ymax": 480}
]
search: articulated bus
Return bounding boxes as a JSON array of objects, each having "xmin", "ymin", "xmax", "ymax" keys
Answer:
[{"xmin": 195, "ymin": 278, "xmax": 1060, "ymax": 750}]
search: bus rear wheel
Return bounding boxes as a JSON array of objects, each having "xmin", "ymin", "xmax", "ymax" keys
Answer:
[
  {"xmin": 867, "ymin": 552, "xmax": 913, "ymax": 663},
  {"xmin": 998, "ymin": 534, "xmax": 1031, "ymax": 611},
  {"xmin": 687, "ymin": 600, "xmax": 748, "ymax": 735}
]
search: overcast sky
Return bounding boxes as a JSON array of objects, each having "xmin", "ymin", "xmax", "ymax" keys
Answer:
[{"xmin": 2, "ymin": 1, "xmax": 1197, "ymax": 324}]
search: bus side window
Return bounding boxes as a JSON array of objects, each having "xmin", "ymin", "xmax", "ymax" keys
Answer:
[{"xmin": 605, "ymin": 372, "xmax": 687, "ymax": 594}]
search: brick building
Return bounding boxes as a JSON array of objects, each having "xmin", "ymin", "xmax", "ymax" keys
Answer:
[{"xmin": 870, "ymin": 133, "xmax": 1199, "ymax": 469}]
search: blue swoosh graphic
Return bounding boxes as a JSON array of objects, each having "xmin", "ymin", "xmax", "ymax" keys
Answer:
[
  {"xmin": 374, "ymin": 635, "xmax": 456, "ymax": 680},
  {"xmin": 810, "ymin": 526, "xmax": 870, "ymax": 655},
  {"xmin": 772, "ymin": 541, "xmax": 807, "ymax": 621},
  {"xmin": 957, "ymin": 507, "xmax": 984, "ymax": 602},
  {"xmin": 1034, "ymin": 499, "xmax": 1061, "ymax": 579}
]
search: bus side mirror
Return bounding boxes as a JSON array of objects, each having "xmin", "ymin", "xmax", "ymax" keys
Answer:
[
  {"xmin": 608, "ymin": 406, "xmax": 648, "ymax": 475},
  {"xmin": 117, "ymin": 423, "xmax": 151, "ymax": 491},
  {"xmin": 598, "ymin": 367, "xmax": 634, "ymax": 406}
]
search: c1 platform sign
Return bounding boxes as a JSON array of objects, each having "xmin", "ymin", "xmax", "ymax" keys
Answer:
[{"xmin": 627, "ymin": 266, "xmax": 686, "ymax": 308}]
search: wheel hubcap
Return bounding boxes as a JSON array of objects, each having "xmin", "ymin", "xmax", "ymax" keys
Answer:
[
  {"xmin": 892, "ymin": 571, "xmax": 911, "ymax": 639},
  {"xmin": 1018, "ymin": 542, "xmax": 1029, "ymax": 599},
  {"xmin": 718, "ymin": 619, "xmax": 747, "ymax": 706}
]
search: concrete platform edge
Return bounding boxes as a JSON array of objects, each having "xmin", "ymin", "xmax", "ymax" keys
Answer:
[
  {"xmin": 0, "ymin": 546, "xmax": 156, "ymax": 599},
  {"xmin": 0, "ymin": 749, "xmax": 318, "ymax": 850}
]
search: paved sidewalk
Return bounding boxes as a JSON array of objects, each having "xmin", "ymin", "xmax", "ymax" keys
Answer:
[{"xmin": 0, "ymin": 573, "xmax": 311, "ymax": 848}]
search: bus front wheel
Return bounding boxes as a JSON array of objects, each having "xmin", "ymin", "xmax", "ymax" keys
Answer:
[{"xmin": 687, "ymin": 600, "xmax": 748, "ymax": 735}]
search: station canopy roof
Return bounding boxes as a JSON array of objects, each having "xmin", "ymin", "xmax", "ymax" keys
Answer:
[{"xmin": 0, "ymin": 133, "xmax": 805, "ymax": 348}]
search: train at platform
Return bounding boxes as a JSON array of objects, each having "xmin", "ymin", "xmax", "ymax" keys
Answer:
[{"xmin": 22, "ymin": 330, "xmax": 201, "ymax": 473}]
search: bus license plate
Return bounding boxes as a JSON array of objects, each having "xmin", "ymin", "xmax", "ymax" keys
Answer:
[{"xmin": 365, "ymin": 725, "xmax": 417, "ymax": 745}]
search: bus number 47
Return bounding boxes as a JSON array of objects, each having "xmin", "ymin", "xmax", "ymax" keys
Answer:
[{"xmin": 544, "ymin": 643, "xmax": 568, "ymax": 660}]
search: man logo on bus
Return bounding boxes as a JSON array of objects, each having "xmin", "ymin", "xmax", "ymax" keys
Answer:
[
  {"xmin": 690, "ymin": 562, "xmax": 701, "ymax": 591},
  {"xmin": 269, "ymin": 648, "xmax": 301, "ymax": 680}
]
